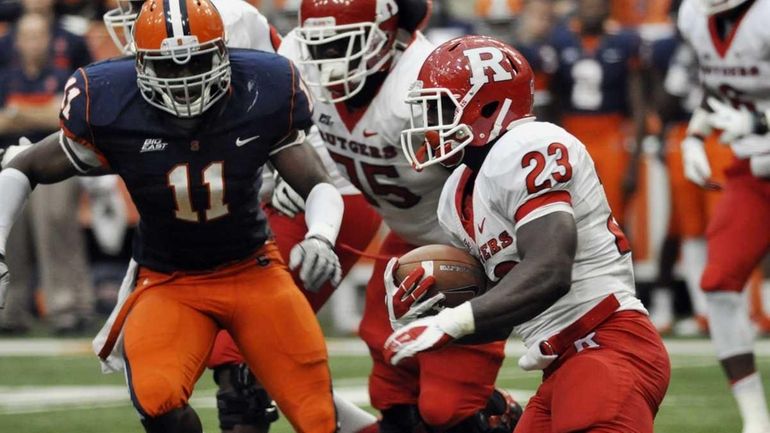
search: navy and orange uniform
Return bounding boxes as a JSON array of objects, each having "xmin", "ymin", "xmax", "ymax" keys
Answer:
[
  {"xmin": 550, "ymin": 23, "xmax": 641, "ymax": 222},
  {"xmin": 64, "ymin": 49, "xmax": 336, "ymax": 432},
  {"xmin": 0, "ymin": 23, "xmax": 92, "ymax": 71},
  {"xmin": 0, "ymin": 64, "xmax": 70, "ymax": 146},
  {"xmin": 59, "ymin": 50, "xmax": 310, "ymax": 273}
]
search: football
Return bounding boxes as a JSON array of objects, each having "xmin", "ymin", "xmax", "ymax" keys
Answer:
[{"xmin": 394, "ymin": 244, "xmax": 487, "ymax": 308}]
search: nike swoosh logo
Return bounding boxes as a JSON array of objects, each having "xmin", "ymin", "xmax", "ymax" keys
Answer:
[
  {"xmin": 236, "ymin": 135, "xmax": 260, "ymax": 147},
  {"xmin": 477, "ymin": 218, "xmax": 486, "ymax": 233},
  {"xmin": 363, "ymin": 130, "xmax": 378, "ymax": 138}
]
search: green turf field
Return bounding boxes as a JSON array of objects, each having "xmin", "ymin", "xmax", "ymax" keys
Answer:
[{"xmin": 0, "ymin": 338, "xmax": 763, "ymax": 433}]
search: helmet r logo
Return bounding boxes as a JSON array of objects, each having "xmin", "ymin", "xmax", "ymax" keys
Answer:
[{"xmin": 463, "ymin": 47, "xmax": 513, "ymax": 86}]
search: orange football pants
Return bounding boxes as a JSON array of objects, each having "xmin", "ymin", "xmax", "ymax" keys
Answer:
[
  {"xmin": 208, "ymin": 194, "xmax": 382, "ymax": 367},
  {"xmin": 665, "ymin": 123, "xmax": 731, "ymax": 238},
  {"xmin": 122, "ymin": 242, "xmax": 335, "ymax": 433},
  {"xmin": 562, "ymin": 114, "xmax": 630, "ymax": 224}
]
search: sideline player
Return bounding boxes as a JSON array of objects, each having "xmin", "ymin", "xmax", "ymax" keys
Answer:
[
  {"xmin": 100, "ymin": 2, "xmax": 381, "ymax": 432},
  {"xmin": 549, "ymin": 0, "xmax": 647, "ymax": 224},
  {"xmin": 0, "ymin": 0, "xmax": 343, "ymax": 432},
  {"xmin": 387, "ymin": 36, "xmax": 671, "ymax": 432},
  {"xmin": 277, "ymin": 0, "xmax": 520, "ymax": 431},
  {"xmin": 678, "ymin": 0, "xmax": 770, "ymax": 431}
]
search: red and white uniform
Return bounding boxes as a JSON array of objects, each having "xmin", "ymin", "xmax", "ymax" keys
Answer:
[
  {"xmin": 438, "ymin": 118, "xmax": 646, "ymax": 345},
  {"xmin": 678, "ymin": 0, "xmax": 770, "ymax": 292},
  {"xmin": 279, "ymin": 32, "xmax": 507, "ymax": 428},
  {"xmin": 438, "ymin": 118, "xmax": 669, "ymax": 432},
  {"xmin": 212, "ymin": 0, "xmax": 282, "ymax": 52}
]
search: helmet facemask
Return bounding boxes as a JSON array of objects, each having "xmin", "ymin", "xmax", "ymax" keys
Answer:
[
  {"xmin": 136, "ymin": 36, "xmax": 231, "ymax": 118},
  {"xmin": 401, "ymin": 81, "xmax": 473, "ymax": 171},
  {"xmin": 103, "ymin": 0, "xmax": 143, "ymax": 55},
  {"xmin": 296, "ymin": 16, "xmax": 393, "ymax": 103}
]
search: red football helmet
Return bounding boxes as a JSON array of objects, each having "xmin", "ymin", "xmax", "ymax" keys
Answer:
[
  {"xmin": 295, "ymin": 0, "xmax": 399, "ymax": 102},
  {"xmin": 133, "ymin": 0, "xmax": 230, "ymax": 118},
  {"xmin": 400, "ymin": 36, "xmax": 534, "ymax": 170}
]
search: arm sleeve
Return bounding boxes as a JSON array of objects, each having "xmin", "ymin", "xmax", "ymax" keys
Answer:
[
  {"xmin": 491, "ymin": 140, "xmax": 577, "ymax": 232},
  {"xmin": 58, "ymin": 69, "xmax": 109, "ymax": 173}
]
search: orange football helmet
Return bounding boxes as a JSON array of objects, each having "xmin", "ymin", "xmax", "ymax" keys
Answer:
[{"xmin": 133, "ymin": 0, "xmax": 230, "ymax": 118}]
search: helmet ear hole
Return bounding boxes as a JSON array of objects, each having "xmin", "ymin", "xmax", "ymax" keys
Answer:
[{"xmin": 481, "ymin": 101, "xmax": 499, "ymax": 118}]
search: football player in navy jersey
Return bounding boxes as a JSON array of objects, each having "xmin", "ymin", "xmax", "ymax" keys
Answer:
[{"xmin": 0, "ymin": 0, "xmax": 342, "ymax": 432}]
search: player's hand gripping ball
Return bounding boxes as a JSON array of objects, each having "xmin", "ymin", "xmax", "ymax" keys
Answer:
[{"xmin": 385, "ymin": 244, "xmax": 486, "ymax": 330}]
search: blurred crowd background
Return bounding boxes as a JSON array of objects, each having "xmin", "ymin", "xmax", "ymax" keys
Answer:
[{"xmin": 0, "ymin": 0, "xmax": 756, "ymax": 340}]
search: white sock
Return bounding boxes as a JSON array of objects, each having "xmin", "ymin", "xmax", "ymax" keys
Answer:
[
  {"xmin": 681, "ymin": 238, "xmax": 708, "ymax": 316},
  {"xmin": 334, "ymin": 391, "xmax": 377, "ymax": 433},
  {"xmin": 649, "ymin": 288, "xmax": 674, "ymax": 331},
  {"xmin": 733, "ymin": 372, "xmax": 770, "ymax": 433},
  {"xmin": 706, "ymin": 292, "xmax": 754, "ymax": 359}
]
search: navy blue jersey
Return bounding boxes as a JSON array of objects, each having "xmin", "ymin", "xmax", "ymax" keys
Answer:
[
  {"xmin": 0, "ymin": 23, "xmax": 92, "ymax": 72},
  {"xmin": 550, "ymin": 26, "xmax": 641, "ymax": 115},
  {"xmin": 59, "ymin": 49, "xmax": 313, "ymax": 273}
]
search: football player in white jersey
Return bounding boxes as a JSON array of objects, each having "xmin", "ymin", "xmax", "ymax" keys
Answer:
[
  {"xmin": 384, "ymin": 35, "xmax": 671, "ymax": 433},
  {"xmin": 275, "ymin": 0, "xmax": 522, "ymax": 431},
  {"xmin": 100, "ymin": 3, "xmax": 381, "ymax": 433},
  {"xmin": 678, "ymin": 0, "xmax": 770, "ymax": 432}
]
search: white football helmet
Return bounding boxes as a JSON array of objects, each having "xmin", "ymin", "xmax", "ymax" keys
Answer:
[{"xmin": 103, "ymin": 0, "xmax": 144, "ymax": 54}]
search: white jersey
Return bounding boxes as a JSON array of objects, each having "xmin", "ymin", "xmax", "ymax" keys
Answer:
[
  {"xmin": 281, "ymin": 31, "xmax": 454, "ymax": 245},
  {"xmin": 214, "ymin": 0, "xmax": 278, "ymax": 52},
  {"xmin": 678, "ymin": 0, "xmax": 770, "ymax": 150},
  {"xmin": 437, "ymin": 119, "xmax": 646, "ymax": 347}
]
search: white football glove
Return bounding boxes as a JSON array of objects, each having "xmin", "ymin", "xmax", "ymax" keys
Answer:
[
  {"xmin": 1, "ymin": 137, "xmax": 33, "ymax": 168},
  {"xmin": 289, "ymin": 235, "xmax": 342, "ymax": 293},
  {"xmin": 384, "ymin": 257, "xmax": 445, "ymax": 330},
  {"xmin": 271, "ymin": 174, "xmax": 305, "ymax": 218},
  {"xmin": 707, "ymin": 97, "xmax": 756, "ymax": 144},
  {"xmin": 518, "ymin": 341, "xmax": 558, "ymax": 371},
  {"xmin": 0, "ymin": 253, "xmax": 8, "ymax": 309},
  {"xmin": 681, "ymin": 136, "xmax": 713, "ymax": 187}
]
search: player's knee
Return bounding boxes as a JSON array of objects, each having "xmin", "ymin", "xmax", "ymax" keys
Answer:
[
  {"xmin": 131, "ymin": 372, "xmax": 186, "ymax": 417},
  {"xmin": 418, "ymin": 397, "xmax": 466, "ymax": 429},
  {"xmin": 141, "ymin": 405, "xmax": 203, "ymax": 433},
  {"xmin": 213, "ymin": 364, "xmax": 279, "ymax": 431}
]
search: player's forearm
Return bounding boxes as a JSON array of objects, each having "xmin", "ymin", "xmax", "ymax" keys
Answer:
[
  {"xmin": 469, "ymin": 258, "xmax": 572, "ymax": 339},
  {"xmin": 6, "ymin": 132, "xmax": 81, "ymax": 186}
]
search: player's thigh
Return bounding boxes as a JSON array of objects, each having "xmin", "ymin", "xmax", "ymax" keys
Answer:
[
  {"xmin": 207, "ymin": 330, "xmax": 244, "ymax": 367},
  {"xmin": 123, "ymin": 288, "xmax": 219, "ymax": 417},
  {"xmin": 227, "ymin": 263, "xmax": 334, "ymax": 433},
  {"xmin": 577, "ymin": 391, "xmax": 655, "ymax": 433},
  {"xmin": 667, "ymin": 145, "xmax": 707, "ymax": 237},
  {"xmin": 368, "ymin": 343, "xmax": 420, "ymax": 410},
  {"xmin": 416, "ymin": 342, "xmax": 506, "ymax": 428},
  {"xmin": 702, "ymin": 177, "xmax": 770, "ymax": 292},
  {"xmin": 513, "ymin": 393, "xmax": 551, "ymax": 433},
  {"xmin": 549, "ymin": 351, "xmax": 636, "ymax": 433}
]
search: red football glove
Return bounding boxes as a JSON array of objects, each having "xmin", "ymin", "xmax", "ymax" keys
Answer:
[{"xmin": 384, "ymin": 257, "xmax": 444, "ymax": 330}]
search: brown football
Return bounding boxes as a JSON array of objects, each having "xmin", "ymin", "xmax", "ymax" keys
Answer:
[{"xmin": 395, "ymin": 244, "xmax": 487, "ymax": 309}]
